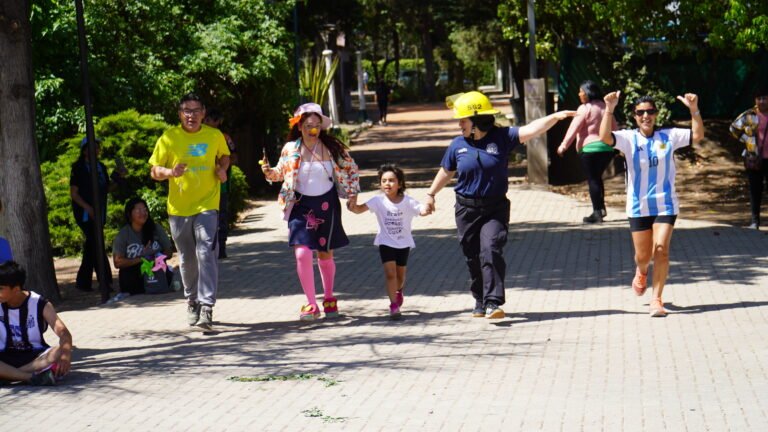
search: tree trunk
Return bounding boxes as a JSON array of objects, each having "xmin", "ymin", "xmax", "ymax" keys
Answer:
[
  {"xmin": 419, "ymin": 15, "xmax": 436, "ymax": 101},
  {"xmin": 0, "ymin": 0, "xmax": 60, "ymax": 301}
]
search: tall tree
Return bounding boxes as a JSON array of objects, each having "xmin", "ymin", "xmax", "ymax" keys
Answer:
[{"xmin": 0, "ymin": 0, "xmax": 59, "ymax": 301}]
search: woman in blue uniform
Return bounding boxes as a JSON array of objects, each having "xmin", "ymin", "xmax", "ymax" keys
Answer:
[{"xmin": 425, "ymin": 91, "xmax": 575, "ymax": 319}]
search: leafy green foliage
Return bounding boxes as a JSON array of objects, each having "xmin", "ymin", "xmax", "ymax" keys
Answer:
[
  {"xmin": 299, "ymin": 55, "xmax": 340, "ymax": 107},
  {"xmin": 41, "ymin": 110, "xmax": 248, "ymax": 256},
  {"xmin": 31, "ymin": 0, "xmax": 296, "ymax": 164},
  {"xmin": 448, "ymin": 23, "xmax": 499, "ymax": 88},
  {"xmin": 609, "ymin": 53, "xmax": 674, "ymax": 126}
]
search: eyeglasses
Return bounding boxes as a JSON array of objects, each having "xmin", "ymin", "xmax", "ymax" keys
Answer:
[
  {"xmin": 757, "ymin": 96, "xmax": 768, "ymax": 102},
  {"xmin": 302, "ymin": 123, "xmax": 322, "ymax": 129},
  {"xmin": 634, "ymin": 109, "xmax": 658, "ymax": 116},
  {"xmin": 180, "ymin": 108, "xmax": 204, "ymax": 117}
]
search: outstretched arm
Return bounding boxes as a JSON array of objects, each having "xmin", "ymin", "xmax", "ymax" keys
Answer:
[{"xmin": 519, "ymin": 110, "xmax": 577, "ymax": 143}]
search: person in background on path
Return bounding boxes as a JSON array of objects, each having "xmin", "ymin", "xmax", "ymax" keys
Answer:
[
  {"xmin": 425, "ymin": 91, "xmax": 575, "ymax": 319},
  {"xmin": 557, "ymin": 80, "xmax": 618, "ymax": 224},
  {"xmin": 730, "ymin": 87, "xmax": 768, "ymax": 230},
  {"xmin": 599, "ymin": 91, "xmax": 704, "ymax": 317},
  {"xmin": 203, "ymin": 108, "xmax": 238, "ymax": 258},
  {"xmin": 111, "ymin": 197, "xmax": 174, "ymax": 302},
  {"xmin": 363, "ymin": 70, "xmax": 369, "ymax": 92},
  {"xmin": 261, "ymin": 103, "xmax": 360, "ymax": 322},
  {"xmin": 347, "ymin": 164, "xmax": 431, "ymax": 319},
  {"xmin": 375, "ymin": 81, "xmax": 391, "ymax": 126},
  {"xmin": 0, "ymin": 261, "xmax": 72, "ymax": 386},
  {"xmin": 149, "ymin": 93, "xmax": 230, "ymax": 330},
  {"xmin": 70, "ymin": 137, "xmax": 124, "ymax": 292}
]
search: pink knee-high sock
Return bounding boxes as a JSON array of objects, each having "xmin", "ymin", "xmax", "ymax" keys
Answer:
[
  {"xmin": 294, "ymin": 246, "xmax": 316, "ymax": 305},
  {"xmin": 318, "ymin": 257, "xmax": 336, "ymax": 299}
]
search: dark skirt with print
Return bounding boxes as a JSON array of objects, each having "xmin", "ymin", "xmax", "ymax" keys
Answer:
[{"xmin": 288, "ymin": 187, "xmax": 349, "ymax": 251}]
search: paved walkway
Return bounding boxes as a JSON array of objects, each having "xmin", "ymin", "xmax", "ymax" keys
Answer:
[{"xmin": 2, "ymin": 104, "xmax": 768, "ymax": 431}]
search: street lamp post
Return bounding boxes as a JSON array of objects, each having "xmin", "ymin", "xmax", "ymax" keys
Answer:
[
  {"xmin": 355, "ymin": 50, "xmax": 367, "ymax": 122},
  {"xmin": 74, "ymin": 0, "xmax": 110, "ymax": 303}
]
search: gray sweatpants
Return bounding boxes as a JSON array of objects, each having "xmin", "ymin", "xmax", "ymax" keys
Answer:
[{"xmin": 170, "ymin": 210, "xmax": 219, "ymax": 306}]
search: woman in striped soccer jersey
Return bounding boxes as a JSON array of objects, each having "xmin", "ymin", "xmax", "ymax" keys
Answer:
[{"xmin": 599, "ymin": 91, "xmax": 704, "ymax": 317}]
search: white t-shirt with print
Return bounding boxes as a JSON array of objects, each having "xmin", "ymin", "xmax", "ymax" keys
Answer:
[{"xmin": 366, "ymin": 194, "xmax": 423, "ymax": 249}]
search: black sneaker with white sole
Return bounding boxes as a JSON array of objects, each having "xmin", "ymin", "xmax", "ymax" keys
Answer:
[
  {"xmin": 472, "ymin": 300, "xmax": 485, "ymax": 317},
  {"xmin": 485, "ymin": 302, "xmax": 505, "ymax": 319}
]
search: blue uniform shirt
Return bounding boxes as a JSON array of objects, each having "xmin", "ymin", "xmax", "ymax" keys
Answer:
[{"xmin": 440, "ymin": 126, "xmax": 520, "ymax": 197}]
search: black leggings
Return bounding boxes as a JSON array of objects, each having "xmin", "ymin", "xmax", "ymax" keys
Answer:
[
  {"xmin": 747, "ymin": 160, "xmax": 768, "ymax": 220},
  {"xmin": 580, "ymin": 151, "xmax": 614, "ymax": 212}
]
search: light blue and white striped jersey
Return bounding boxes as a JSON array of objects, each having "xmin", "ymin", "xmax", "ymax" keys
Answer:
[{"xmin": 614, "ymin": 128, "xmax": 691, "ymax": 217}]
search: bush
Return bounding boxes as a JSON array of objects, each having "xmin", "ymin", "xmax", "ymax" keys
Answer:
[{"xmin": 42, "ymin": 110, "xmax": 249, "ymax": 256}]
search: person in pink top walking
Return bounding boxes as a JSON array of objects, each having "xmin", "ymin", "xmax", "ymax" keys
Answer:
[{"xmin": 557, "ymin": 81, "xmax": 618, "ymax": 224}]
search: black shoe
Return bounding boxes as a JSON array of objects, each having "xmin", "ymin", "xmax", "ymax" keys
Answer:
[
  {"xmin": 485, "ymin": 302, "xmax": 505, "ymax": 319},
  {"xmin": 600, "ymin": 208, "xmax": 607, "ymax": 218},
  {"xmin": 583, "ymin": 211, "xmax": 603, "ymax": 224},
  {"xmin": 472, "ymin": 300, "xmax": 485, "ymax": 318}
]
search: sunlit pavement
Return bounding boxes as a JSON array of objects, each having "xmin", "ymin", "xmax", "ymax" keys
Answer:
[{"xmin": 3, "ymin": 103, "xmax": 767, "ymax": 431}]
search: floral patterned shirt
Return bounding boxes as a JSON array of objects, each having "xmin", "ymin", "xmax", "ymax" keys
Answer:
[
  {"xmin": 263, "ymin": 139, "xmax": 360, "ymax": 219},
  {"xmin": 730, "ymin": 106, "xmax": 765, "ymax": 154}
]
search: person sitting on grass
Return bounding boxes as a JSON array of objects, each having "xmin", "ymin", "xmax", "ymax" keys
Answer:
[{"xmin": 0, "ymin": 261, "xmax": 72, "ymax": 386}]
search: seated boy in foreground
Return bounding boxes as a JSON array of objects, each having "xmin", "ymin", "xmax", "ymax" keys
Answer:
[{"xmin": 0, "ymin": 261, "xmax": 72, "ymax": 385}]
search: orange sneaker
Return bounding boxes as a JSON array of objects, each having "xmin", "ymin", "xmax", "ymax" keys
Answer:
[
  {"xmin": 650, "ymin": 298, "xmax": 667, "ymax": 317},
  {"xmin": 632, "ymin": 267, "xmax": 648, "ymax": 296}
]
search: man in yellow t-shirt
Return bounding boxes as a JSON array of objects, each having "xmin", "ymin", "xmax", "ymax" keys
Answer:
[{"xmin": 149, "ymin": 93, "xmax": 230, "ymax": 330}]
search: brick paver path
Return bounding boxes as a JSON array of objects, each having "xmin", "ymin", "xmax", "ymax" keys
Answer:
[{"xmin": 2, "ymin": 104, "xmax": 767, "ymax": 431}]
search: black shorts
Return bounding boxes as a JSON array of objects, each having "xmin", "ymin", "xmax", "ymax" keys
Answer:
[
  {"xmin": 0, "ymin": 348, "xmax": 48, "ymax": 368},
  {"xmin": 629, "ymin": 215, "xmax": 678, "ymax": 232},
  {"xmin": 378, "ymin": 245, "xmax": 410, "ymax": 266}
]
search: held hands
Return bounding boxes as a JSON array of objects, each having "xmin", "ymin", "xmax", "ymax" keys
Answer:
[
  {"xmin": 676, "ymin": 93, "xmax": 699, "ymax": 113},
  {"xmin": 604, "ymin": 91, "xmax": 621, "ymax": 112},
  {"xmin": 425, "ymin": 195, "xmax": 436, "ymax": 214}
]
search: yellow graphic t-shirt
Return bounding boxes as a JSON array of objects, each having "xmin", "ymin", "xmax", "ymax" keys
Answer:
[{"xmin": 149, "ymin": 125, "xmax": 230, "ymax": 216}]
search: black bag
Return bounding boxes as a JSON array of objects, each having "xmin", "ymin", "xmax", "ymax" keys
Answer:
[{"xmin": 143, "ymin": 268, "xmax": 171, "ymax": 294}]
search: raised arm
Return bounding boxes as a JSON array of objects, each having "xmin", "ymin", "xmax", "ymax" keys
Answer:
[
  {"xmin": 600, "ymin": 91, "xmax": 621, "ymax": 145},
  {"xmin": 519, "ymin": 110, "xmax": 577, "ymax": 143},
  {"xmin": 676, "ymin": 93, "xmax": 704, "ymax": 143}
]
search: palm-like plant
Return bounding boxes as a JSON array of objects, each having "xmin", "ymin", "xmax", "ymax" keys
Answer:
[{"xmin": 299, "ymin": 55, "xmax": 339, "ymax": 107}]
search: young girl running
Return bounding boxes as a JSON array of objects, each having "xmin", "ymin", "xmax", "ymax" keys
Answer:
[{"xmin": 348, "ymin": 164, "xmax": 431, "ymax": 319}]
